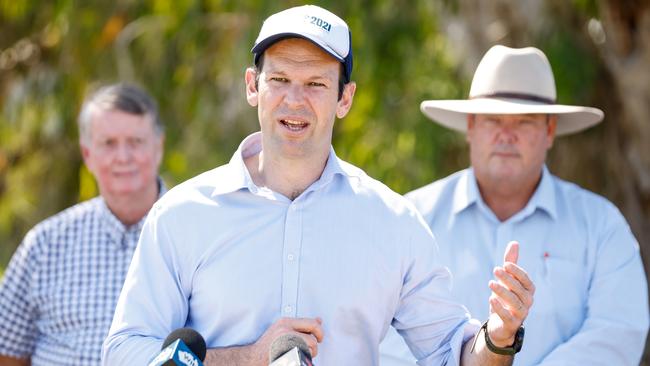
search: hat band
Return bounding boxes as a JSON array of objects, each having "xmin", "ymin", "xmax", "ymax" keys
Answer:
[{"xmin": 471, "ymin": 92, "xmax": 555, "ymax": 104}]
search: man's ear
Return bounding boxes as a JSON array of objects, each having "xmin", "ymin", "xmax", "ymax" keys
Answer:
[
  {"xmin": 80, "ymin": 140, "xmax": 96, "ymax": 175},
  {"xmin": 336, "ymin": 82, "xmax": 356, "ymax": 119},
  {"xmin": 154, "ymin": 134, "xmax": 165, "ymax": 168},
  {"xmin": 245, "ymin": 67, "xmax": 259, "ymax": 107},
  {"xmin": 80, "ymin": 140, "xmax": 90, "ymax": 163},
  {"xmin": 466, "ymin": 114, "xmax": 475, "ymax": 143},
  {"xmin": 546, "ymin": 114, "xmax": 558, "ymax": 149}
]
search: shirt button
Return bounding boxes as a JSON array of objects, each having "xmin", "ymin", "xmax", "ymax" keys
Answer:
[
  {"xmin": 287, "ymin": 254, "xmax": 295, "ymax": 261},
  {"xmin": 284, "ymin": 305, "xmax": 293, "ymax": 313}
]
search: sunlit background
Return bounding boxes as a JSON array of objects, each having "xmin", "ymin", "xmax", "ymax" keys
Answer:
[{"xmin": 1, "ymin": 0, "xmax": 649, "ymax": 361}]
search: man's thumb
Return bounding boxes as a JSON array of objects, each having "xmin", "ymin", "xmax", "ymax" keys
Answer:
[{"xmin": 504, "ymin": 241, "xmax": 519, "ymax": 264}]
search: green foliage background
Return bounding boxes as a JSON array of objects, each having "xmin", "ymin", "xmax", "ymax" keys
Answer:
[
  {"xmin": 0, "ymin": 0, "xmax": 611, "ymax": 267},
  {"xmin": 1, "ymin": 0, "xmax": 470, "ymax": 266},
  {"xmin": 4, "ymin": 0, "xmax": 649, "ymax": 362}
]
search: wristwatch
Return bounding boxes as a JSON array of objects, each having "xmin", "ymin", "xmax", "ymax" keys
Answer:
[{"xmin": 480, "ymin": 320, "xmax": 525, "ymax": 355}]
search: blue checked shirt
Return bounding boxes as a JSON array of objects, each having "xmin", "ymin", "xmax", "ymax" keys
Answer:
[{"xmin": 0, "ymin": 181, "xmax": 165, "ymax": 365}]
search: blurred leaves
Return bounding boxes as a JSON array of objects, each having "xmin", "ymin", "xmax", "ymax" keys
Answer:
[
  {"xmin": 2, "ymin": 0, "xmax": 649, "ymax": 361},
  {"xmin": 1, "ymin": 0, "xmax": 645, "ymax": 273},
  {"xmin": 1, "ymin": 0, "xmax": 466, "ymax": 266}
]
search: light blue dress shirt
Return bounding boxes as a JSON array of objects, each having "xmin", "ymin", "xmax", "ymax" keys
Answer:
[
  {"xmin": 380, "ymin": 167, "xmax": 649, "ymax": 365},
  {"xmin": 102, "ymin": 133, "xmax": 478, "ymax": 366}
]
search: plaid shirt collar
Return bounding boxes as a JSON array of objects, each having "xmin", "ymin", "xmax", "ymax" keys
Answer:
[{"xmin": 98, "ymin": 177, "xmax": 167, "ymax": 249}]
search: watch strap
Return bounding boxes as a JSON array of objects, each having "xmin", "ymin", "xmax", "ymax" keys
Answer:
[{"xmin": 472, "ymin": 320, "xmax": 525, "ymax": 356}]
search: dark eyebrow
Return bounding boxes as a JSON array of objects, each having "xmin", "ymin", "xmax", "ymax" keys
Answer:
[
  {"xmin": 266, "ymin": 69, "xmax": 288, "ymax": 76},
  {"xmin": 264, "ymin": 65, "xmax": 335, "ymax": 81}
]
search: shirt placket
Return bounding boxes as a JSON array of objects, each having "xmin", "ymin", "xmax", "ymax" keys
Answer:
[
  {"xmin": 494, "ymin": 222, "xmax": 513, "ymax": 262},
  {"xmin": 281, "ymin": 201, "xmax": 303, "ymax": 317}
]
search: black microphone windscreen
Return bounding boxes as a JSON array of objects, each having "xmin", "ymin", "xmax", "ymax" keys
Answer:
[
  {"xmin": 162, "ymin": 327, "xmax": 207, "ymax": 361},
  {"xmin": 268, "ymin": 334, "xmax": 311, "ymax": 362}
]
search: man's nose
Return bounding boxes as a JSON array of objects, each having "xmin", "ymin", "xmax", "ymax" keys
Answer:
[
  {"xmin": 495, "ymin": 123, "xmax": 518, "ymax": 143},
  {"xmin": 115, "ymin": 143, "xmax": 133, "ymax": 162},
  {"xmin": 284, "ymin": 83, "xmax": 306, "ymax": 108}
]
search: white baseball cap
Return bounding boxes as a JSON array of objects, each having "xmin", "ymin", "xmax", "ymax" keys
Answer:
[{"xmin": 252, "ymin": 5, "xmax": 353, "ymax": 82}]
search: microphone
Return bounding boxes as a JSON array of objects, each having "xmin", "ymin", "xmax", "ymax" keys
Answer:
[
  {"xmin": 148, "ymin": 327, "xmax": 207, "ymax": 366},
  {"xmin": 268, "ymin": 334, "xmax": 313, "ymax": 366}
]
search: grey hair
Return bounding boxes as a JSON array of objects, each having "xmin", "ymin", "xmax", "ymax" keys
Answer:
[{"xmin": 78, "ymin": 83, "xmax": 163, "ymax": 142}]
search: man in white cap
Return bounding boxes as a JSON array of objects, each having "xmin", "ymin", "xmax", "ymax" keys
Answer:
[
  {"xmin": 103, "ymin": 7, "xmax": 534, "ymax": 366},
  {"xmin": 380, "ymin": 45, "xmax": 649, "ymax": 365}
]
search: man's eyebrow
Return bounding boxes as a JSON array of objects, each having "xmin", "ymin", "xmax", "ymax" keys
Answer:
[
  {"xmin": 265, "ymin": 69, "xmax": 335, "ymax": 82},
  {"xmin": 265, "ymin": 69, "xmax": 287, "ymax": 75}
]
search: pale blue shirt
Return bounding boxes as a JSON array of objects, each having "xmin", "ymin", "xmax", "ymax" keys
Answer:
[
  {"xmin": 380, "ymin": 167, "xmax": 649, "ymax": 365},
  {"xmin": 102, "ymin": 133, "xmax": 478, "ymax": 366}
]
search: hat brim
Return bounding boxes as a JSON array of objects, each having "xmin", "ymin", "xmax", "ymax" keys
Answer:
[{"xmin": 420, "ymin": 98, "xmax": 604, "ymax": 136}]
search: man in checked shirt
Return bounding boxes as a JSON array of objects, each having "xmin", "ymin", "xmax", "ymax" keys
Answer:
[{"xmin": 0, "ymin": 83, "xmax": 165, "ymax": 366}]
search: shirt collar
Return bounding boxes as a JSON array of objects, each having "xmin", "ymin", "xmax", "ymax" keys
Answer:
[
  {"xmin": 452, "ymin": 166, "xmax": 557, "ymax": 221},
  {"xmin": 211, "ymin": 131, "xmax": 356, "ymax": 197},
  {"xmin": 100, "ymin": 177, "xmax": 167, "ymax": 248},
  {"xmin": 210, "ymin": 132, "xmax": 260, "ymax": 197},
  {"xmin": 522, "ymin": 165, "xmax": 557, "ymax": 220},
  {"xmin": 308, "ymin": 144, "xmax": 353, "ymax": 191},
  {"xmin": 452, "ymin": 168, "xmax": 479, "ymax": 215}
]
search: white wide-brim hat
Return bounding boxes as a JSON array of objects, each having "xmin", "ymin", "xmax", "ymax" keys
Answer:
[{"xmin": 421, "ymin": 45, "xmax": 604, "ymax": 136}]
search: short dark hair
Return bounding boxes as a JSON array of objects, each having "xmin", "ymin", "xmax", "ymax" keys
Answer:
[
  {"xmin": 78, "ymin": 83, "xmax": 163, "ymax": 142},
  {"xmin": 254, "ymin": 53, "xmax": 346, "ymax": 101}
]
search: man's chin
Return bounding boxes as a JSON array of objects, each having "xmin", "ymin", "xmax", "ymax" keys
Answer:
[
  {"xmin": 102, "ymin": 184, "xmax": 142, "ymax": 198},
  {"xmin": 487, "ymin": 167, "xmax": 522, "ymax": 182}
]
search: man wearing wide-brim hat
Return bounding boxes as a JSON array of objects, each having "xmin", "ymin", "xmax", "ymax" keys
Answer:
[{"xmin": 380, "ymin": 45, "xmax": 649, "ymax": 365}]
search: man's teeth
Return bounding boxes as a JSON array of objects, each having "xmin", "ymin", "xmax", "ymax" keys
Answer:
[{"xmin": 282, "ymin": 119, "xmax": 307, "ymax": 130}]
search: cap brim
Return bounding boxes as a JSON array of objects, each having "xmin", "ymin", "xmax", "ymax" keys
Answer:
[{"xmin": 420, "ymin": 98, "xmax": 604, "ymax": 136}]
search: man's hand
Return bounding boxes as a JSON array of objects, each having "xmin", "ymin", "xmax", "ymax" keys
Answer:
[
  {"xmin": 204, "ymin": 317, "xmax": 323, "ymax": 366},
  {"xmin": 486, "ymin": 241, "xmax": 535, "ymax": 347},
  {"xmin": 253, "ymin": 317, "xmax": 323, "ymax": 359}
]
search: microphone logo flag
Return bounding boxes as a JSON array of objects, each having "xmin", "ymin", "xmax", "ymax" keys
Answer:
[{"xmin": 148, "ymin": 339, "xmax": 204, "ymax": 366}]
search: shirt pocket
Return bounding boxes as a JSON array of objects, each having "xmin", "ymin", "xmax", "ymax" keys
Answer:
[{"xmin": 535, "ymin": 257, "xmax": 587, "ymax": 339}]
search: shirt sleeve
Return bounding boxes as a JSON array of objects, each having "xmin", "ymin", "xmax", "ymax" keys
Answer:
[
  {"xmin": 392, "ymin": 214, "xmax": 479, "ymax": 366},
  {"xmin": 538, "ymin": 209, "xmax": 649, "ymax": 365},
  {"xmin": 102, "ymin": 203, "xmax": 192, "ymax": 365},
  {"xmin": 0, "ymin": 229, "xmax": 41, "ymax": 358}
]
